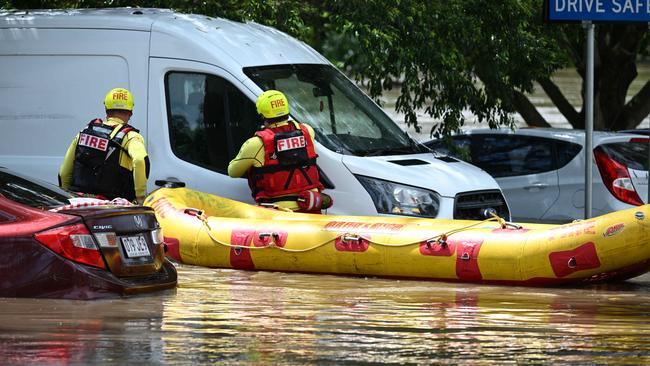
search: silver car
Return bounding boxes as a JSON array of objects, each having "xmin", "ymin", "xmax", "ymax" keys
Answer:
[{"xmin": 425, "ymin": 128, "xmax": 649, "ymax": 223}]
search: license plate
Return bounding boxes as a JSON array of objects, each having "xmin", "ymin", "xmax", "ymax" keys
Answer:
[{"xmin": 121, "ymin": 235, "xmax": 150, "ymax": 258}]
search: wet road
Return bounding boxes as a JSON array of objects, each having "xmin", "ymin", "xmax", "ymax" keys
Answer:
[{"xmin": 1, "ymin": 264, "xmax": 650, "ymax": 365}]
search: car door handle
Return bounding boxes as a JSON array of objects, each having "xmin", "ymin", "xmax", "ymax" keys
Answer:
[{"xmin": 524, "ymin": 183, "xmax": 548, "ymax": 190}]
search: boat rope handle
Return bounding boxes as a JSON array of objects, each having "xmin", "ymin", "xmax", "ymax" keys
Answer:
[
  {"xmin": 184, "ymin": 207, "xmax": 204, "ymax": 217},
  {"xmin": 258, "ymin": 232, "xmax": 280, "ymax": 247},
  {"xmin": 188, "ymin": 209, "xmax": 519, "ymax": 252}
]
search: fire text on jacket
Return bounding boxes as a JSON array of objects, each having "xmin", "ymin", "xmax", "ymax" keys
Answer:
[
  {"xmin": 78, "ymin": 133, "xmax": 109, "ymax": 151},
  {"xmin": 276, "ymin": 136, "xmax": 306, "ymax": 151}
]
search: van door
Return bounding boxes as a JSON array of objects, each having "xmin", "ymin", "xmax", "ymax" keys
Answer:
[{"xmin": 147, "ymin": 58, "xmax": 259, "ymax": 201}]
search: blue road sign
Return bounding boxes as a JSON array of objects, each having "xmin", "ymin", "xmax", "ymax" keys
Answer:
[{"xmin": 547, "ymin": 0, "xmax": 650, "ymax": 22}]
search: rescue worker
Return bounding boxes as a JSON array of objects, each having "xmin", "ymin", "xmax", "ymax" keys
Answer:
[
  {"xmin": 59, "ymin": 87, "xmax": 150, "ymax": 204},
  {"xmin": 228, "ymin": 90, "xmax": 332, "ymax": 213}
]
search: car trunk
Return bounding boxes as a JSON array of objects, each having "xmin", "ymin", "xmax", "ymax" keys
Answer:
[{"xmin": 60, "ymin": 206, "xmax": 165, "ymax": 277}]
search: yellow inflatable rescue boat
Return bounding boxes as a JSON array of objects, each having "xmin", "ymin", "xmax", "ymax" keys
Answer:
[{"xmin": 146, "ymin": 188, "xmax": 650, "ymax": 286}]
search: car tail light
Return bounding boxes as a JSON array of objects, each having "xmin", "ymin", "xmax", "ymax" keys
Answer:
[
  {"xmin": 594, "ymin": 148, "xmax": 644, "ymax": 206},
  {"xmin": 94, "ymin": 232, "xmax": 118, "ymax": 248},
  {"xmin": 34, "ymin": 223, "xmax": 107, "ymax": 269}
]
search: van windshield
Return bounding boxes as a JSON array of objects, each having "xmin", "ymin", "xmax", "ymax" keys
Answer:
[{"xmin": 244, "ymin": 64, "xmax": 424, "ymax": 156}]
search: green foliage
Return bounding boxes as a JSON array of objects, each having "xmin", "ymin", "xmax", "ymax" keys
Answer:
[
  {"xmin": 2, "ymin": 0, "xmax": 328, "ymax": 50},
  {"xmin": 4, "ymin": 0, "xmax": 647, "ymax": 134},
  {"xmin": 326, "ymin": 0, "xmax": 568, "ymax": 136}
]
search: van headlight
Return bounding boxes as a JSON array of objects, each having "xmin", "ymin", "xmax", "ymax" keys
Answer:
[{"xmin": 355, "ymin": 175, "xmax": 440, "ymax": 217}]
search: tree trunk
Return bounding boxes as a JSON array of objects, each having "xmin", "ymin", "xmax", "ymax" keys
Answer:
[
  {"xmin": 595, "ymin": 25, "xmax": 644, "ymax": 131},
  {"xmin": 620, "ymin": 80, "xmax": 650, "ymax": 129},
  {"xmin": 566, "ymin": 24, "xmax": 649, "ymax": 131},
  {"xmin": 538, "ymin": 77, "xmax": 580, "ymax": 127},
  {"xmin": 511, "ymin": 90, "xmax": 551, "ymax": 127}
]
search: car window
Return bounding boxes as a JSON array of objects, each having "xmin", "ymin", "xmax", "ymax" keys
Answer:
[
  {"xmin": 556, "ymin": 140, "xmax": 582, "ymax": 169},
  {"xmin": 598, "ymin": 141, "xmax": 649, "ymax": 170},
  {"xmin": 426, "ymin": 136, "xmax": 472, "ymax": 159},
  {"xmin": 166, "ymin": 72, "xmax": 257, "ymax": 173},
  {"xmin": 471, "ymin": 135, "xmax": 556, "ymax": 178},
  {"xmin": 0, "ymin": 171, "xmax": 73, "ymax": 208}
]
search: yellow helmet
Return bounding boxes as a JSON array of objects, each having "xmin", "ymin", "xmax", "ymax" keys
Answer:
[
  {"xmin": 256, "ymin": 90, "xmax": 289, "ymax": 119},
  {"xmin": 104, "ymin": 87, "xmax": 134, "ymax": 111}
]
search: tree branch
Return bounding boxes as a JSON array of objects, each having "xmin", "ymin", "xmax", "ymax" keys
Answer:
[
  {"xmin": 511, "ymin": 90, "xmax": 551, "ymax": 127},
  {"xmin": 537, "ymin": 77, "xmax": 581, "ymax": 127},
  {"xmin": 621, "ymin": 80, "xmax": 650, "ymax": 129}
]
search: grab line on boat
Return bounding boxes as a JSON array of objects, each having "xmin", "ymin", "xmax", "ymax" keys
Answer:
[{"xmin": 187, "ymin": 208, "xmax": 520, "ymax": 253}]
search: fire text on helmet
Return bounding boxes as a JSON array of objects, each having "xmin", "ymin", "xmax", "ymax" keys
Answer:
[
  {"xmin": 112, "ymin": 92, "xmax": 129, "ymax": 101},
  {"xmin": 270, "ymin": 98, "xmax": 285, "ymax": 109}
]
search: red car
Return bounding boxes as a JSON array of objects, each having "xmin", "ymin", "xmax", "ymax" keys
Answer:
[{"xmin": 0, "ymin": 167, "xmax": 177, "ymax": 299}]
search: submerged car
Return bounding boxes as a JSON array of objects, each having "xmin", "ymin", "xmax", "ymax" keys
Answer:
[
  {"xmin": 425, "ymin": 128, "xmax": 649, "ymax": 223},
  {"xmin": 0, "ymin": 167, "xmax": 177, "ymax": 299}
]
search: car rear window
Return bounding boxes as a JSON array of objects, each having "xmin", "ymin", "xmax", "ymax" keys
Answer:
[
  {"xmin": 598, "ymin": 141, "xmax": 649, "ymax": 170},
  {"xmin": 428, "ymin": 135, "xmax": 562, "ymax": 177},
  {"xmin": 0, "ymin": 171, "xmax": 74, "ymax": 208},
  {"xmin": 473, "ymin": 135, "xmax": 556, "ymax": 177},
  {"xmin": 425, "ymin": 136, "xmax": 472, "ymax": 160},
  {"xmin": 556, "ymin": 140, "xmax": 582, "ymax": 169}
]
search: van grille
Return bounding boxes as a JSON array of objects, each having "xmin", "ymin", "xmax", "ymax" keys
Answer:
[{"xmin": 454, "ymin": 190, "xmax": 510, "ymax": 221}]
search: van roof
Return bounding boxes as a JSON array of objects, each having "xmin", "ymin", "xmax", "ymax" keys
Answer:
[
  {"xmin": 0, "ymin": 8, "xmax": 168, "ymax": 31},
  {"xmin": 0, "ymin": 8, "xmax": 328, "ymax": 68}
]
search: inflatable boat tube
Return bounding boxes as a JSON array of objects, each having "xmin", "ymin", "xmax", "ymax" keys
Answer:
[{"xmin": 146, "ymin": 188, "xmax": 650, "ymax": 286}]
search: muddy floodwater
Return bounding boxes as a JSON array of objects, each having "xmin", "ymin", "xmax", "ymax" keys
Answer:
[
  {"xmin": 3, "ymin": 68, "xmax": 650, "ymax": 364},
  {"xmin": 1, "ymin": 264, "xmax": 649, "ymax": 365}
]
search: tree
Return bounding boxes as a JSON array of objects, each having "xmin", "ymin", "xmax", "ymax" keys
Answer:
[
  {"xmin": 549, "ymin": 23, "xmax": 650, "ymax": 131},
  {"xmin": 3, "ymin": 0, "xmax": 649, "ymax": 134},
  {"xmin": 325, "ymin": 0, "xmax": 564, "ymax": 135},
  {"xmin": 327, "ymin": 0, "xmax": 650, "ymax": 135}
]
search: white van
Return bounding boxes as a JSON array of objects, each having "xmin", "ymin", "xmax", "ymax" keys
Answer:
[{"xmin": 0, "ymin": 8, "xmax": 510, "ymax": 220}]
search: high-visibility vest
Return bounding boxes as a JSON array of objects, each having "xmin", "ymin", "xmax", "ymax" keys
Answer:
[
  {"xmin": 248, "ymin": 121, "xmax": 323, "ymax": 201},
  {"xmin": 70, "ymin": 118, "xmax": 138, "ymax": 200}
]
